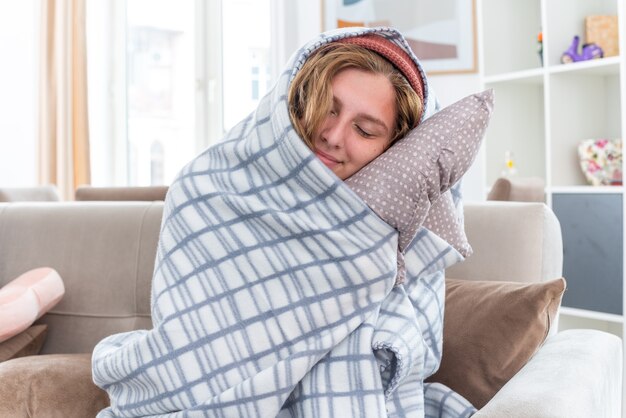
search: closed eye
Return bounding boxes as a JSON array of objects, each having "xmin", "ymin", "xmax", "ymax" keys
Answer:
[{"xmin": 355, "ymin": 124, "xmax": 373, "ymax": 138}]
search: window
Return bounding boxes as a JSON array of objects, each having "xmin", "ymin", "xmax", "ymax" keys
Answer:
[
  {"xmin": 86, "ymin": 0, "xmax": 276, "ymax": 186},
  {"xmin": 0, "ymin": 1, "xmax": 38, "ymax": 186},
  {"xmin": 150, "ymin": 140, "xmax": 165, "ymax": 185},
  {"xmin": 251, "ymin": 65, "xmax": 260, "ymax": 100},
  {"xmin": 221, "ymin": 0, "xmax": 271, "ymax": 130},
  {"xmin": 126, "ymin": 0, "xmax": 196, "ymax": 186}
]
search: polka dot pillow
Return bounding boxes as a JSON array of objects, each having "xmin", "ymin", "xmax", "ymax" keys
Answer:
[{"xmin": 346, "ymin": 89, "xmax": 493, "ymax": 253}]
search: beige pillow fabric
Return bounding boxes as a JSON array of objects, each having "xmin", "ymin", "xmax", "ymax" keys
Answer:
[
  {"xmin": 427, "ymin": 277, "xmax": 566, "ymax": 409},
  {"xmin": 0, "ymin": 324, "xmax": 48, "ymax": 362},
  {"xmin": 346, "ymin": 90, "xmax": 493, "ymax": 253}
]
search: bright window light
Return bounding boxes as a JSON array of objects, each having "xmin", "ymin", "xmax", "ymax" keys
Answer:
[{"xmin": 86, "ymin": 0, "xmax": 273, "ymax": 186}]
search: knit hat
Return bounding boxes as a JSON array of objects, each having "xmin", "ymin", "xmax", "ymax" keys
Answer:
[{"xmin": 339, "ymin": 34, "xmax": 425, "ymax": 120}]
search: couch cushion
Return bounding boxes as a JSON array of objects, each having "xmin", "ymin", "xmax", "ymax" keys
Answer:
[
  {"xmin": 0, "ymin": 325, "xmax": 48, "ymax": 362},
  {"xmin": 0, "ymin": 353, "xmax": 109, "ymax": 417},
  {"xmin": 427, "ymin": 277, "xmax": 566, "ymax": 409}
]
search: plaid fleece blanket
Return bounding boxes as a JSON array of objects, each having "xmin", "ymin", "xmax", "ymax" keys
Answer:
[{"xmin": 92, "ymin": 27, "xmax": 476, "ymax": 418}]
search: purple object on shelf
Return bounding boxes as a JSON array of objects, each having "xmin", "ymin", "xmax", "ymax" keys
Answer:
[{"xmin": 561, "ymin": 35, "xmax": 603, "ymax": 63}]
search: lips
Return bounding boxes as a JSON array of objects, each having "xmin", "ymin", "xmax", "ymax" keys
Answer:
[{"xmin": 315, "ymin": 149, "xmax": 341, "ymax": 169}]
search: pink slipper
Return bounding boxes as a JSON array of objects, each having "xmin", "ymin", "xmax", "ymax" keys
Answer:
[{"xmin": 0, "ymin": 268, "xmax": 65, "ymax": 343}]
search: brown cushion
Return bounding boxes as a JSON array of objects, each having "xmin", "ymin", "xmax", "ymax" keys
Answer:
[
  {"xmin": 0, "ymin": 353, "xmax": 110, "ymax": 417},
  {"xmin": 0, "ymin": 324, "xmax": 48, "ymax": 362},
  {"xmin": 427, "ymin": 277, "xmax": 566, "ymax": 409},
  {"xmin": 487, "ymin": 177, "xmax": 545, "ymax": 202}
]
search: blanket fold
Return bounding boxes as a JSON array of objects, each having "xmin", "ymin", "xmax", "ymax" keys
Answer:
[{"xmin": 92, "ymin": 26, "xmax": 479, "ymax": 418}]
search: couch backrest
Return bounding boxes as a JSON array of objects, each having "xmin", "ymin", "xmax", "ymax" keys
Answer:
[
  {"xmin": 446, "ymin": 201, "xmax": 563, "ymax": 283},
  {"xmin": 74, "ymin": 186, "xmax": 168, "ymax": 201},
  {"xmin": 0, "ymin": 201, "xmax": 563, "ymax": 354},
  {"xmin": 0, "ymin": 186, "xmax": 60, "ymax": 202},
  {"xmin": 0, "ymin": 202, "xmax": 163, "ymax": 354}
]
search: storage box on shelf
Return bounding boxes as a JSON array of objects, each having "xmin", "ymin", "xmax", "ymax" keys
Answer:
[{"xmin": 477, "ymin": 0, "xmax": 625, "ymax": 342}]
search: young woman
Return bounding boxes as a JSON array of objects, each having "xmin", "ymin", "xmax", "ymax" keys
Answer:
[{"xmin": 92, "ymin": 27, "xmax": 476, "ymax": 418}]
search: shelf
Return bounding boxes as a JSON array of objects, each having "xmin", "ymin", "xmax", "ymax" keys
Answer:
[
  {"xmin": 483, "ymin": 68, "xmax": 544, "ymax": 85},
  {"xmin": 551, "ymin": 186, "xmax": 624, "ymax": 194},
  {"xmin": 560, "ymin": 306, "xmax": 623, "ymax": 324},
  {"xmin": 483, "ymin": 57, "xmax": 622, "ymax": 83},
  {"xmin": 479, "ymin": 0, "xmax": 625, "ymax": 313},
  {"xmin": 478, "ymin": 0, "xmax": 626, "ymax": 408},
  {"xmin": 548, "ymin": 56, "xmax": 621, "ymax": 76}
]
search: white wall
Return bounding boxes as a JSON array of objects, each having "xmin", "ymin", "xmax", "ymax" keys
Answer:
[
  {"xmin": 293, "ymin": 0, "xmax": 324, "ymax": 49},
  {"xmin": 428, "ymin": 73, "xmax": 485, "ymax": 202},
  {"xmin": 0, "ymin": 1, "xmax": 38, "ymax": 186}
]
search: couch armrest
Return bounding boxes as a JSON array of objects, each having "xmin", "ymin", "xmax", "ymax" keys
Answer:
[{"xmin": 474, "ymin": 329, "xmax": 622, "ymax": 418}]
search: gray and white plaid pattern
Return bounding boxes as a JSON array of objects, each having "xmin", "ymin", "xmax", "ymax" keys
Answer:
[{"xmin": 92, "ymin": 27, "xmax": 476, "ymax": 418}]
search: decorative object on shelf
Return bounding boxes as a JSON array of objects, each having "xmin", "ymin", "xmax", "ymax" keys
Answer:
[
  {"xmin": 560, "ymin": 35, "xmax": 603, "ymax": 63},
  {"xmin": 577, "ymin": 138, "xmax": 622, "ymax": 186},
  {"xmin": 537, "ymin": 30, "xmax": 543, "ymax": 66},
  {"xmin": 501, "ymin": 150, "xmax": 517, "ymax": 177},
  {"xmin": 585, "ymin": 15, "xmax": 619, "ymax": 58}
]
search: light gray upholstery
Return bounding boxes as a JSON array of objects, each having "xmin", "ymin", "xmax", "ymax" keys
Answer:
[
  {"xmin": 0, "ymin": 202, "xmax": 162, "ymax": 353},
  {"xmin": 447, "ymin": 201, "xmax": 563, "ymax": 283},
  {"xmin": 0, "ymin": 186, "xmax": 60, "ymax": 202},
  {"xmin": 475, "ymin": 329, "xmax": 622, "ymax": 418}
]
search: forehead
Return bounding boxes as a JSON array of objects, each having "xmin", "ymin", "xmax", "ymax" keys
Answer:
[{"xmin": 331, "ymin": 68, "xmax": 396, "ymax": 128}]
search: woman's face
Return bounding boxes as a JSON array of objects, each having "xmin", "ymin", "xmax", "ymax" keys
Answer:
[{"xmin": 312, "ymin": 68, "xmax": 396, "ymax": 180}]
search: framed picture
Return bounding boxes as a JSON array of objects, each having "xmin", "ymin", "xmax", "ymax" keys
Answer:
[{"xmin": 322, "ymin": 0, "xmax": 477, "ymax": 75}]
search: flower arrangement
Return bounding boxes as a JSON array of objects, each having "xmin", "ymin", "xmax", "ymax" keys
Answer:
[{"xmin": 578, "ymin": 138, "xmax": 622, "ymax": 186}]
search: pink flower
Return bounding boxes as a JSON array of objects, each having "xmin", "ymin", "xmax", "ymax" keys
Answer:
[{"xmin": 587, "ymin": 160, "xmax": 601, "ymax": 172}]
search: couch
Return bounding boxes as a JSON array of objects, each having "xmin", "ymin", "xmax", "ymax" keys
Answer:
[{"xmin": 0, "ymin": 201, "xmax": 621, "ymax": 417}]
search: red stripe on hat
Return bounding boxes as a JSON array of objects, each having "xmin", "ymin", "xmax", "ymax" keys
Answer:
[{"xmin": 339, "ymin": 34, "xmax": 425, "ymax": 121}]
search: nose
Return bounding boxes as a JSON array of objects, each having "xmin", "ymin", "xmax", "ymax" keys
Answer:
[{"xmin": 321, "ymin": 117, "xmax": 346, "ymax": 149}]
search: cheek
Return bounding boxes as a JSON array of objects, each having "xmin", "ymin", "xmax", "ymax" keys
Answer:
[
  {"xmin": 368, "ymin": 138, "xmax": 390, "ymax": 158},
  {"xmin": 349, "ymin": 140, "xmax": 388, "ymax": 164}
]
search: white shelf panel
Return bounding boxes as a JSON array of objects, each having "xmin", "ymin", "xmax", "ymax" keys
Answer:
[
  {"xmin": 550, "ymin": 186, "xmax": 625, "ymax": 194},
  {"xmin": 483, "ymin": 68, "xmax": 544, "ymax": 84},
  {"xmin": 560, "ymin": 306, "xmax": 623, "ymax": 323},
  {"xmin": 548, "ymin": 56, "xmax": 621, "ymax": 76}
]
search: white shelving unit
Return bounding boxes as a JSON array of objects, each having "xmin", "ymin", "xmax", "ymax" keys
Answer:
[{"xmin": 477, "ymin": 0, "xmax": 625, "ymax": 409}]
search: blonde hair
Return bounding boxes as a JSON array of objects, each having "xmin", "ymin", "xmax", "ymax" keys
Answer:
[{"xmin": 288, "ymin": 42, "xmax": 422, "ymax": 150}]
